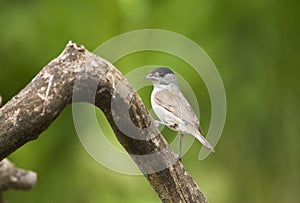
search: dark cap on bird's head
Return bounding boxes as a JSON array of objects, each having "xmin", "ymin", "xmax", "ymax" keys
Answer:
[
  {"xmin": 145, "ymin": 67, "xmax": 174, "ymax": 79},
  {"xmin": 145, "ymin": 67, "xmax": 177, "ymax": 85},
  {"xmin": 150, "ymin": 67, "xmax": 174, "ymax": 77}
]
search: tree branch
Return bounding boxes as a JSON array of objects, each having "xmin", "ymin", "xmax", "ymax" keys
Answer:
[
  {"xmin": 0, "ymin": 41, "xmax": 208, "ymax": 203},
  {"xmin": 0, "ymin": 158, "xmax": 37, "ymax": 203},
  {"xmin": 0, "ymin": 159, "xmax": 37, "ymax": 191}
]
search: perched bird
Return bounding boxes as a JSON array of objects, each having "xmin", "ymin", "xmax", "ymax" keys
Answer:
[{"xmin": 145, "ymin": 67, "xmax": 214, "ymax": 159}]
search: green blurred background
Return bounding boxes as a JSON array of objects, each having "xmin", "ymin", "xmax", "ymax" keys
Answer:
[{"xmin": 0, "ymin": 0, "xmax": 299, "ymax": 202}]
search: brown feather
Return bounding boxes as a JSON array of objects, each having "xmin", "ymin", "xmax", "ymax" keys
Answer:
[{"xmin": 153, "ymin": 89, "xmax": 200, "ymax": 130}]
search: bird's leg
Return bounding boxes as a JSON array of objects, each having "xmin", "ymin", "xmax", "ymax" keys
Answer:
[
  {"xmin": 154, "ymin": 120, "xmax": 166, "ymax": 127},
  {"xmin": 178, "ymin": 134, "xmax": 184, "ymax": 160}
]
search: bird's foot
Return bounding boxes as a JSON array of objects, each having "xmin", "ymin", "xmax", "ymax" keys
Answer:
[
  {"xmin": 154, "ymin": 120, "xmax": 160, "ymax": 127},
  {"xmin": 177, "ymin": 153, "xmax": 182, "ymax": 161},
  {"xmin": 154, "ymin": 120, "xmax": 166, "ymax": 127}
]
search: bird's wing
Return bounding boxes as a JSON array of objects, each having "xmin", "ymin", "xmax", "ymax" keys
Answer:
[{"xmin": 153, "ymin": 89, "xmax": 199, "ymax": 129}]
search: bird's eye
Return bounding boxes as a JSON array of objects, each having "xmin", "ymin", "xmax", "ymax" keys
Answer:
[{"xmin": 155, "ymin": 72, "xmax": 161, "ymax": 77}]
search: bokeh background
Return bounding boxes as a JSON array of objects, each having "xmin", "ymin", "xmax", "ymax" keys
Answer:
[{"xmin": 0, "ymin": 0, "xmax": 299, "ymax": 202}]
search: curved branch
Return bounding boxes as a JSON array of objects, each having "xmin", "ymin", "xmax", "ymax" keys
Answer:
[{"xmin": 0, "ymin": 41, "xmax": 208, "ymax": 203}]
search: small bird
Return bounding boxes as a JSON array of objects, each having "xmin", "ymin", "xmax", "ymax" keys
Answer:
[{"xmin": 145, "ymin": 67, "xmax": 215, "ymax": 159}]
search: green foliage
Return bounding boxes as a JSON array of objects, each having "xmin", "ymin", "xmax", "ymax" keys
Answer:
[{"xmin": 1, "ymin": 0, "xmax": 299, "ymax": 202}]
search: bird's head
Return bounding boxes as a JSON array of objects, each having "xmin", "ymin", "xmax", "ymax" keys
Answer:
[{"xmin": 144, "ymin": 67, "xmax": 178, "ymax": 86}]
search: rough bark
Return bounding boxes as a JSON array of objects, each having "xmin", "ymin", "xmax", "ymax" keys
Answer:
[
  {"xmin": 0, "ymin": 158, "xmax": 37, "ymax": 203},
  {"xmin": 0, "ymin": 41, "xmax": 208, "ymax": 203},
  {"xmin": 0, "ymin": 159, "xmax": 37, "ymax": 191}
]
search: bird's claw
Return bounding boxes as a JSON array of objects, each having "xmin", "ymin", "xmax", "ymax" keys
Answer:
[
  {"xmin": 178, "ymin": 154, "xmax": 182, "ymax": 161},
  {"xmin": 154, "ymin": 120, "xmax": 166, "ymax": 127},
  {"xmin": 154, "ymin": 120, "xmax": 160, "ymax": 127}
]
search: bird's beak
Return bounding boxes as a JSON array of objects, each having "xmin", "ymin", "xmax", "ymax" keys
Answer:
[{"xmin": 143, "ymin": 73, "xmax": 152, "ymax": 80}]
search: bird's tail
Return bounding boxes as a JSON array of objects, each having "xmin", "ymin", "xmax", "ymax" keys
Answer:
[{"xmin": 193, "ymin": 131, "xmax": 215, "ymax": 152}]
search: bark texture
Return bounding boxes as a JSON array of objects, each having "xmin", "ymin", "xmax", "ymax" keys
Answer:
[{"xmin": 0, "ymin": 159, "xmax": 37, "ymax": 191}]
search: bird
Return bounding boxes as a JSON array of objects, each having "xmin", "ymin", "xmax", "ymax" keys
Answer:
[{"xmin": 145, "ymin": 67, "xmax": 215, "ymax": 159}]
